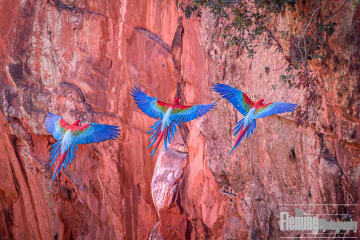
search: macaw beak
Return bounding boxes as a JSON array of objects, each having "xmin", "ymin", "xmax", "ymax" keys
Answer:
[{"xmin": 257, "ymin": 99, "xmax": 265, "ymax": 105}]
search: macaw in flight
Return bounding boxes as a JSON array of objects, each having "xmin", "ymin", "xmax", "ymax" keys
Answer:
[
  {"xmin": 212, "ymin": 83, "xmax": 297, "ymax": 154},
  {"xmin": 131, "ymin": 87, "xmax": 216, "ymax": 157},
  {"xmin": 45, "ymin": 112, "xmax": 120, "ymax": 181}
]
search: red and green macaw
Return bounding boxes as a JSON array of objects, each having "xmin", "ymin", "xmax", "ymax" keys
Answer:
[
  {"xmin": 212, "ymin": 83, "xmax": 297, "ymax": 154},
  {"xmin": 131, "ymin": 87, "xmax": 216, "ymax": 157},
  {"xmin": 45, "ymin": 112, "xmax": 120, "ymax": 181}
]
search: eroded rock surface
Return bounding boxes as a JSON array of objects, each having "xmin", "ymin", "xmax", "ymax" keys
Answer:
[{"xmin": 0, "ymin": 0, "xmax": 359, "ymax": 239}]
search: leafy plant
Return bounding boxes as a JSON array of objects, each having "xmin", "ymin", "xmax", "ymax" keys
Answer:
[{"xmin": 177, "ymin": 0, "xmax": 350, "ymax": 126}]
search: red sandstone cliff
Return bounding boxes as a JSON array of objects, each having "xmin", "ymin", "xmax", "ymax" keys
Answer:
[{"xmin": 0, "ymin": 0, "xmax": 359, "ymax": 239}]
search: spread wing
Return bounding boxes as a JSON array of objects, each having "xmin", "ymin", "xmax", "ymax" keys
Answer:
[
  {"xmin": 212, "ymin": 83, "xmax": 252, "ymax": 115},
  {"xmin": 131, "ymin": 87, "xmax": 169, "ymax": 119},
  {"xmin": 170, "ymin": 103, "xmax": 216, "ymax": 122},
  {"xmin": 45, "ymin": 112, "xmax": 66, "ymax": 140},
  {"xmin": 254, "ymin": 102, "xmax": 297, "ymax": 119},
  {"xmin": 71, "ymin": 123, "xmax": 120, "ymax": 145}
]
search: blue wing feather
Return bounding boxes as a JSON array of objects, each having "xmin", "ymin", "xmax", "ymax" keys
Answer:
[
  {"xmin": 131, "ymin": 87, "xmax": 166, "ymax": 119},
  {"xmin": 212, "ymin": 83, "xmax": 251, "ymax": 115},
  {"xmin": 170, "ymin": 103, "xmax": 216, "ymax": 122},
  {"xmin": 72, "ymin": 123, "xmax": 120, "ymax": 145},
  {"xmin": 254, "ymin": 102, "xmax": 297, "ymax": 119},
  {"xmin": 45, "ymin": 112, "xmax": 65, "ymax": 140}
]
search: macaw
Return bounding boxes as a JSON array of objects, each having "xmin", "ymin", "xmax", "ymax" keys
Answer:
[
  {"xmin": 131, "ymin": 87, "xmax": 216, "ymax": 157},
  {"xmin": 212, "ymin": 83, "xmax": 297, "ymax": 154},
  {"xmin": 45, "ymin": 112, "xmax": 120, "ymax": 181}
]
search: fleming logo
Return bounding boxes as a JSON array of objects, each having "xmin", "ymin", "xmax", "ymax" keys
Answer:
[{"xmin": 280, "ymin": 208, "xmax": 358, "ymax": 235}]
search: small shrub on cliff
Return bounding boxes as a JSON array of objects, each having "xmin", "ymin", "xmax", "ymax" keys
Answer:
[{"xmin": 177, "ymin": 0, "xmax": 349, "ymax": 126}]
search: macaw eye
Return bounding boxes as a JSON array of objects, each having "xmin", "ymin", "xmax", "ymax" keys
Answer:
[{"xmin": 179, "ymin": 99, "xmax": 182, "ymax": 104}]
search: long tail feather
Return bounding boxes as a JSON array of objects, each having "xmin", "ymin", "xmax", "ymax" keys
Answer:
[
  {"xmin": 148, "ymin": 119, "xmax": 178, "ymax": 157},
  {"xmin": 52, "ymin": 150, "xmax": 68, "ymax": 181},
  {"xmin": 49, "ymin": 141, "xmax": 77, "ymax": 181},
  {"xmin": 229, "ymin": 119, "xmax": 257, "ymax": 155},
  {"xmin": 151, "ymin": 131, "xmax": 165, "ymax": 157}
]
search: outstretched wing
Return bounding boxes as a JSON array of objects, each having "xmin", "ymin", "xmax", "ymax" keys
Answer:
[
  {"xmin": 131, "ymin": 87, "xmax": 169, "ymax": 119},
  {"xmin": 254, "ymin": 102, "xmax": 297, "ymax": 119},
  {"xmin": 170, "ymin": 103, "xmax": 216, "ymax": 122},
  {"xmin": 212, "ymin": 83, "xmax": 252, "ymax": 115},
  {"xmin": 45, "ymin": 112, "xmax": 66, "ymax": 140},
  {"xmin": 71, "ymin": 123, "xmax": 120, "ymax": 145}
]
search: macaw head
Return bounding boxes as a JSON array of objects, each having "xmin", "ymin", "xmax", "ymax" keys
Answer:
[
  {"xmin": 173, "ymin": 97, "xmax": 181, "ymax": 104},
  {"xmin": 257, "ymin": 99, "xmax": 265, "ymax": 105},
  {"xmin": 73, "ymin": 120, "xmax": 81, "ymax": 126}
]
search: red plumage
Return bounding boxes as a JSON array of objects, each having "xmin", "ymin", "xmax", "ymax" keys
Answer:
[
  {"xmin": 54, "ymin": 150, "xmax": 68, "ymax": 177},
  {"xmin": 234, "ymin": 125, "xmax": 250, "ymax": 147},
  {"xmin": 59, "ymin": 119, "xmax": 90, "ymax": 132}
]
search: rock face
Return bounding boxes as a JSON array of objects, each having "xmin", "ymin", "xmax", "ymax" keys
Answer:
[{"xmin": 0, "ymin": 0, "xmax": 359, "ymax": 239}]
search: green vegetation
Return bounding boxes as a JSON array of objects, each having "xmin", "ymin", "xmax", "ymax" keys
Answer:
[{"xmin": 177, "ymin": 0, "xmax": 349, "ymax": 126}]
